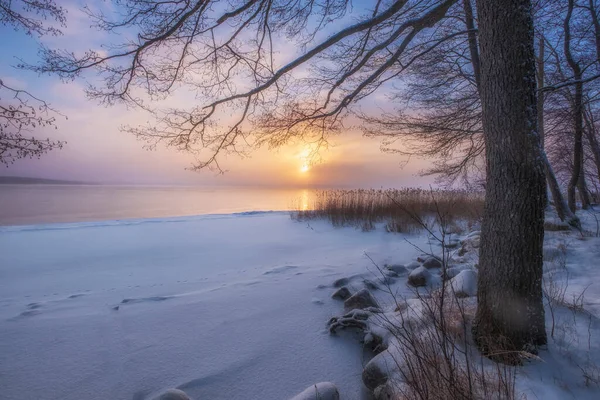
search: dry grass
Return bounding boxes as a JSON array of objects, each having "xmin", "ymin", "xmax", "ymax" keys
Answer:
[
  {"xmin": 376, "ymin": 290, "xmax": 522, "ymax": 400},
  {"xmin": 291, "ymin": 188, "xmax": 484, "ymax": 231}
]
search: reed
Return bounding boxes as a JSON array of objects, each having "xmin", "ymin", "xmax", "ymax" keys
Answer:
[{"xmin": 292, "ymin": 188, "xmax": 484, "ymax": 232}]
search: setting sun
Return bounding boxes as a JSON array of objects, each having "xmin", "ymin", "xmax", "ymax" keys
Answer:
[{"xmin": 300, "ymin": 164, "xmax": 310, "ymax": 173}]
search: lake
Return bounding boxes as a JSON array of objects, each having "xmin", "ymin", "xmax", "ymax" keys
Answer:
[{"xmin": 0, "ymin": 185, "xmax": 313, "ymax": 226}]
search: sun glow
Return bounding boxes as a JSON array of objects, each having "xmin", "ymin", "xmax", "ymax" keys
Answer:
[{"xmin": 298, "ymin": 146, "xmax": 314, "ymax": 174}]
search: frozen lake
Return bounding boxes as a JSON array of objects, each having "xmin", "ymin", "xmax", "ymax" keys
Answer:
[{"xmin": 0, "ymin": 184, "xmax": 313, "ymax": 226}]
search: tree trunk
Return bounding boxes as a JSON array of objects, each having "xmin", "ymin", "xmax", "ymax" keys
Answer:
[
  {"xmin": 537, "ymin": 33, "xmax": 578, "ymax": 223},
  {"xmin": 473, "ymin": 0, "xmax": 547, "ymax": 361},
  {"xmin": 584, "ymin": 105, "xmax": 600, "ymax": 185},
  {"xmin": 544, "ymin": 155, "xmax": 577, "ymax": 223},
  {"xmin": 578, "ymin": 168, "xmax": 592, "ymax": 207},
  {"xmin": 537, "ymin": 34, "xmax": 545, "ymax": 151},
  {"xmin": 590, "ymin": 0, "xmax": 600, "ymax": 64},
  {"xmin": 463, "ymin": 0, "xmax": 481, "ymax": 91},
  {"xmin": 565, "ymin": 0, "xmax": 589, "ymax": 211}
]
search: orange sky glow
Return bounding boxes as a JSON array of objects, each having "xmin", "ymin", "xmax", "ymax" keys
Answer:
[{"xmin": 0, "ymin": 1, "xmax": 437, "ymax": 188}]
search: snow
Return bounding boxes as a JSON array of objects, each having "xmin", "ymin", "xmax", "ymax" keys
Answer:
[
  {"xmin": 289, "ymin": 382, "xmax": 339, "ymax": 400},
  {"xmin": 0, "ymin": 212, "xmax": 427, "ymax": 400},
  {"xmin": 448, "ymin": 269, "xmax": 477, "ymax": 298},
  {"xmin": 1, "ymin": 209, "xmax": 600, "ymax": 399}
]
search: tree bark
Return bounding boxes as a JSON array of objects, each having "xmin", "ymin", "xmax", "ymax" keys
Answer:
[
  {"xmin": 473, "ymin": 0, "xmax": 547, "ymax": 361},
  {"xmin": 565, "ymin": 0, "xmax": 589, "ymax": 211}
]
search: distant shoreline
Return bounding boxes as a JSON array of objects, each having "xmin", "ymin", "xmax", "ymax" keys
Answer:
[{"xmin": 0, "ymin": 176, "xmax": 85, "ymax": 185}]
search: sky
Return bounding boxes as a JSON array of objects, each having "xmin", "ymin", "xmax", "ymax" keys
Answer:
[{"xmin": 0, "ymin": 1, "xmax": 436, "ymax": 188}]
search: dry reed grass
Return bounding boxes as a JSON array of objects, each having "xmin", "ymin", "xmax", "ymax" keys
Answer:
[{"xmin": 291, "ymin": 188, "xmax": 484, "ymax": 232}]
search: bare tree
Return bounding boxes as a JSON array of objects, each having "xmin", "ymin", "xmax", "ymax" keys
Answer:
[
  {"xmin": 564, "ymin": 0, "xmax": 592, "ymax": 210},
  {"xmin": 0, "ymin": 0, "xmax": 66, "ymax": 164},
  {"xmin": 537, "ymin": 33, "xmax": 579, "ymax": 223}
]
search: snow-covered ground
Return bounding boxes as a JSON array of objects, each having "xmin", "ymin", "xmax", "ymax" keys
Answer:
[
  {"xmin": 0, "ymin": 212, "xmax": 429, "ymax": 400},
  {"xmin": 1, "ymin": 210, "xmax": 600, "ymax": 400}
]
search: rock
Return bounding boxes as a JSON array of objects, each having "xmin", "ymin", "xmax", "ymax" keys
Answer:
[
  {"xmin": 331, "ymin": 286, "xmax": 351, "ymax": 300},
  {"xmin": 386, "ymin": 264, "xmax": 407, "ymax": 274},
  {"xmin": 466, "ymin": 230, "xmax": 481, "ymax": 238},
  {"xmin": 442, "ymin": 265, "xmax": 474, "ymax": 280},
  {"xmin": 422, "ymin": 256, "xmax": 442, "ymax": 269},
  {"xmin": 449, "ymin": 269, "xmax": 478, "ymax": 298},
  {"xmin": 407, "ymin": 266, "xmax": 431, "ymax": 287},
  {"xmin": 333, "ymin": 277, "xmax": 349, "ymax": 288},
  {"xmin": 461, "ymin": 235, "xmax": 480, "ymax": 249},
  {"xmin": 405, "ymin": 261, "xmax": 421, "ymax": 270},
  {"xmin": 380, "ymin": 276, "xmax": 396, "ymax": 285},
  {"xmin": 364, "ymin": 331, "xmax": 387, "ymax": 354},
  {"xmin": 363, "ymin": 279, "xmax": 380, "ymax": 290},
  {"xmin": 373, "ymin": 382, "xmax": 396, "ymax": 400},
  {"xmin": 362, "ymin": 350, "xmax": 396, "ymax": 391},
  {"xmin": 384, "ymin": 269, "xmax": 399, "ymax": 277},
  {"xmin": 289, "ymin": 382, "xmax": 340, "ymax": 400},
  {"xmin": 344, "ymin": 289, "xmax": 379, "ymax": 310},
  {"xmin": 155, "ymin": 389, "xmax": 191, "ymax": 400},
  {"xmin": 444, "ymin": 239, "xmax": 461, "ymax": 249}
]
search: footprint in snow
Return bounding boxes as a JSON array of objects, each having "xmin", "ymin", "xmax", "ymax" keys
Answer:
[
  {"xmin": 263, "ymin": 265, "xmax": 298, "ymax": 275},
  {"xmin": 120, "ymin": 296, "xmax": 172, "ymax": 305}
]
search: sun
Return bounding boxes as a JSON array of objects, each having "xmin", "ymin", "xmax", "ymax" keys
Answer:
[{"xmin": 300, "ymin": 164, "xmax": 310, "ymax": 173}]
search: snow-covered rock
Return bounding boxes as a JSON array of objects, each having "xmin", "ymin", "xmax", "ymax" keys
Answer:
[
  {"xmin": 405, "ymin": 261, "xmax": 421, "ymax": 270},
  {"xmin": 363, "ymin": 279, "xmax": 380, "ymax": 290},
  {"xmin": 154, "ymin": 389, "xmax": 191, "ymax": 400},
  {"xmin": 442, "ymin": 265, "xmax": 475, "ymax": 280},
  {"xmin": 362, "ymin": 349, "xmax": 397, "ymax": 391},
  {"xmin": 407, "ymin": 266, "xmax": 432, "ymax": 287},
  {"xmin": 331, "ymin": 286, "xmax": 351, "ymax": 300},
  {"xmin": 385, "ymin": 264, "xmax": 407, "ymax": 274},
  {"xmin": 422, "ymin": 256, "xmax": 442, "ymax": 269},
  {"xmin": 333, "ymin": 277, "xmax": 349, "ymax": 287},
  {"xmin": 289, "ymin": 382, "xmax": 340, "ymax": 400},
  {"xmin": 461, "ymin": 235, "xmax": 480, "ymax": 249},
  {"xmin": 373, "ymin": 382, "xmax": 396, "ymax": 400},
  {"xmin": 384, "ymin": 269, "xmax": 399, "ymax": 277},
  {"xmin": 444, "ymin": 238, "xmax": 461, "ymax": 249},
  {"xmin": 449, "ymin": 269, "xmax": 477, "ymax": 298},
  {"xmin": 466, "ymin": 230, "xmax": 481, "ymax": 238},
  {"xmin": 344, "ymin": 289, "xmax": 379, "ymax": 310}
]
